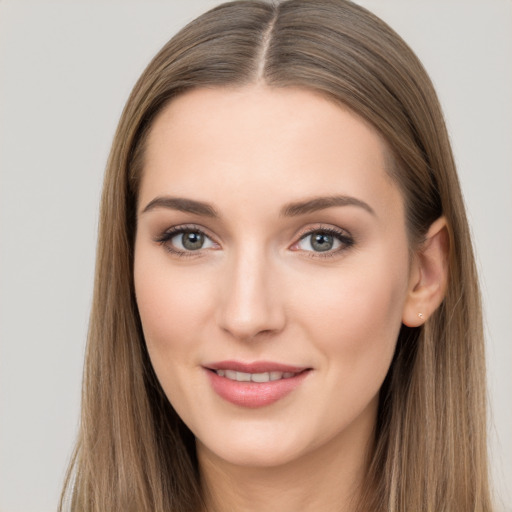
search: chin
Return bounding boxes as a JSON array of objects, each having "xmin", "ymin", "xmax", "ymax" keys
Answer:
[
  {"xmin": 194, "ymin": 412, "xmax": 351, "ymax": 470},
  {"xmin": 198, "ymin": 433, "xmax": 310, "ymax": 469}
]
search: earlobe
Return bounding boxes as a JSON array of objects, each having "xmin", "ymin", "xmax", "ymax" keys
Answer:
[{"xmin": 402, "ymin": 217, "xmax": 450, "ymax": 327}]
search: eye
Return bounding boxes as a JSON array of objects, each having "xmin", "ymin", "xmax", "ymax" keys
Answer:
[
  {"xmin": 292, "ymin": 228, "xmax": 354, "ymax": 255},
  {"xmin": 155, "ymin": 226, "xmax": 218, "ymax": 255},
  {"xmin": 172, "ymin": 231, "xmax": 214, "ymax": 251}
]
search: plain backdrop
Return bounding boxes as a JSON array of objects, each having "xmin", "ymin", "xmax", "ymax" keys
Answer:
[{"xmin": 0, "ymin": 1, "xmax": 511, "ymax": 511}]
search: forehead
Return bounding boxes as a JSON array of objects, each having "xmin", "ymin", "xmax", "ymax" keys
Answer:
[{"xmin": 140, "ymin": 85, "xmax": 402, "ymax": 221}]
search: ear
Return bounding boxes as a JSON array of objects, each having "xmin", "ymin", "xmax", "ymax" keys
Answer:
[{"xmin": 402, "ymin": 217, "xmax": 450, "ymax": 327}]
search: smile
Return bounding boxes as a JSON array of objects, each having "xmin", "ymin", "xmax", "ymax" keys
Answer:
[
  {"xmin": 204, "ymin": 361, "xmax": 312, "ymax": 408},
  {"xmin": 214, "ymin": 370, "xmax": 298, "ymax": 382}
]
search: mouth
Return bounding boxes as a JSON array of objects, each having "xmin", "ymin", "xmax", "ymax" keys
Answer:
[
  {"xmin": 204, "ymin": 361, "xmax": 312, "ymax": 408},
  {"xmin": 211, "ymin": 369, "xmax": 300, "ymax": 383}
]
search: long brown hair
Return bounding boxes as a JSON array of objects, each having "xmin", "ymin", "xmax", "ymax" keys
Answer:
[{"xmin": 60, "ymin": 1, "xmax": 492, "ymax": 510}]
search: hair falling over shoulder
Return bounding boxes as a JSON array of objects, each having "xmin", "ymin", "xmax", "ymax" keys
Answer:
[{"xmin": 59, "ymin": 1, "xmax": 494, "ymax": 511}]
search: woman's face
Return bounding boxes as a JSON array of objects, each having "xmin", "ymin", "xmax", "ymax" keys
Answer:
[{"xmin": 134, "ymin": 86, "xmax": 415, "ymax": 469}]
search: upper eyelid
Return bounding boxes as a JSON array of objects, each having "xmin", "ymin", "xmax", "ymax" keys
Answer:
[
  {"xmin": 293, "ymin": 223, "xmax": 353, "ymax": 240},
  {"xmin": 156, "ymin": 223, "xmax": 216, "ymax": 240}
]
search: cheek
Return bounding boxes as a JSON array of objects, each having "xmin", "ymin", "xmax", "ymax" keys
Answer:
[
  {"xmin": 292, "ymin": 254, "xmax": 409, "ymax": 383},
  {"xmin": 133, "ymin": 248, "xmax": 214, "ymax": 363},
  {"xmin": 134, "ymin": 253, "xmax": 219, "ymax": 424}
]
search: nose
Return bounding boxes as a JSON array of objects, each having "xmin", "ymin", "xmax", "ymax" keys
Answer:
[{"xmin": 216, "ymin": 245, "xmax": 286, "ymax": 341}]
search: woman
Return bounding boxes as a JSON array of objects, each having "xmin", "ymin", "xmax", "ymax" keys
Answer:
[{"xmin": 60, "ymin": 0, "xmax": 493, "ymax": 510}]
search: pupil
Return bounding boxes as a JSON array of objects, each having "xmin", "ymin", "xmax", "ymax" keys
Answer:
[
  {"xmin": 182, "ymin": 232, "xmax": 204, "ymax": 250},
  {"xmin": 311, "ymin": 233, "xmax": 333, "ymax": 252}
]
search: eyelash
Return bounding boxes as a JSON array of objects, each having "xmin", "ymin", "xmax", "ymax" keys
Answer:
[
  {"xmin": 154, "ymin": 224, "xmax": 217, "ymax": 258},
  {"xmin": 154, "ymin": 224, "xmax": 355, "ymax": 259},
  {"xmin": 293, "ymin": 226, "xmax": 355, "ymax": 258}
]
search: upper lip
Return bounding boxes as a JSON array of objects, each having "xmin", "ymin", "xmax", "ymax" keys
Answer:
[{"xmin": 204, "ymin": 360, "xmax": 309, "ymax": 373}]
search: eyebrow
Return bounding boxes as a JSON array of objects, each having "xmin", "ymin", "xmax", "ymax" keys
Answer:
[
  {"xmin": 281, "ymin": 195, "xmax": 375, "ymax": 217},
  {"xmin": 140, "ymin": 194, "xmax": 375, "ymax": 218},
  {"xmin": 141, "ymin": 196, "xmax": 218, "ymax": 217}
]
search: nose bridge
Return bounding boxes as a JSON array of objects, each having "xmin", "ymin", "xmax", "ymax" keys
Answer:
[{"xmin": 217, "ymin": 240, "xmax": 284, "ymax": 340}]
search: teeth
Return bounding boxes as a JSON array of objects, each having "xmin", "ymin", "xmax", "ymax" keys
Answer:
[
  {"xmin": 251, "ymin": 372, "xmax": 271, "ymax": 383},
  {"xmin": 215, "ymin": 370, "xmax": 298, "ymax": 382},
  {"xmin": 224, "ymin": 370, "xmax": 237, "ymax": 380}
]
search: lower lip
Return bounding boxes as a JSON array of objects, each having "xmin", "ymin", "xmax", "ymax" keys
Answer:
[{"xmin": 205, "ymin": 369, "xmax": 311, "ymax": 408}]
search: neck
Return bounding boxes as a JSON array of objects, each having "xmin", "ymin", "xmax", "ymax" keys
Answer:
[{"xmin": 197, "ymin": 403, "xmax": 376, "ymax": 512}]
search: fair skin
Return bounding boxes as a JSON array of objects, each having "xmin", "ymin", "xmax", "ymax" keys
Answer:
[{"xmin": 134, "ymin": 85, "xmax": 448, "ymax": 512}]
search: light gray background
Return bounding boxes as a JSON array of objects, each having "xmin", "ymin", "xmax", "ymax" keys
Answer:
[{"xmin": 0, "ymin": 1, "xmax": 510, "ymax": 511}]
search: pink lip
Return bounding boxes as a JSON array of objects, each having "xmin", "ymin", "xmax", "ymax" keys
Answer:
[{"xmin": 204, "ymin": 361, "xmax": 311, "ymax": 408}]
